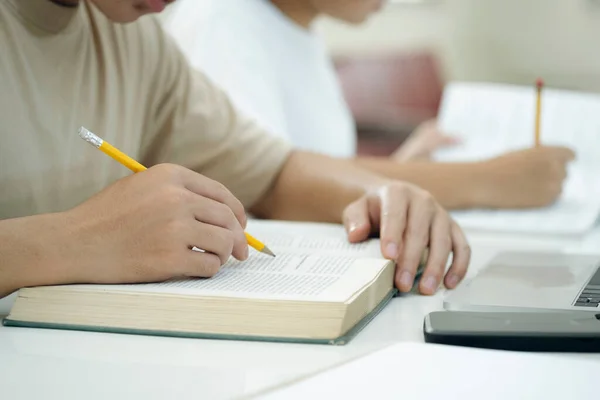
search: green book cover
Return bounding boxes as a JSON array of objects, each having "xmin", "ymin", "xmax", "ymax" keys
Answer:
[{"xmin": 3, "ymin": 288, "xmax": 397, "ymax": 346}]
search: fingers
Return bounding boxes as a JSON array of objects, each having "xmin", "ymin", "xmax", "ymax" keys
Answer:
[
  {"xmin": 347, "ymin": 182, "xmax": 471, "ymax": 295},
  {"xmin": 416, "ymin": 119, "xmax": 459, "ymax": 143},
  {"xmin": 181, "ymin": 251, "xmax": 223, "ymax": 278},
  {"xmin": 191, "ymin": 196, "xmax": 248, "ymax": 260},
  {"xmin": 185, "ymin": 174, "xmax": 247, "ymax": 229},
  {"xmin": 443, "ymin": 221, "xmax": 471, "ymax": 289},
  {"xmin": 149, "ymin": 164, "xmax": 249, "ymax": 262},
  {"xmin": 418, "ymin": 211, "xmax": 452, "ymax": 295},
  {"xmin": 377, "ymin": 186, "xmax": 408, "ymax": 262},
  {"xmin": 440, "ymin": 134, "xmax": 462, "ymax": 146},
  {"xmin": 551, "ymin": 161, "xmax": 568, "ymax": 181},
  {"xmin": 342, "ymin": 197, "xmax": 372, "ymax": 243},
  {"xmin": 540, "ymin": 146, "xmax": 576, "ymax": 162},
  {"xmin": 395, "ymin": 192, "xmax": 434, "ymax": 292},
  {"xmin": 543, "ymin": 147, "xmax": 572, "ymax": 200},
  {"xmin": 554, "ymin": 147, "xmax": 576, "ymax": 161},
  {"xmin": 187, "ymin": 222, "xmax": 236, "ymax": 266},
  {"xmin": 561, "ymin": 148, "xmax": 576, "ymax": 161},
  {"xmin": 158, "ymin": 164, "xmax": 248, "ymax": 230}
]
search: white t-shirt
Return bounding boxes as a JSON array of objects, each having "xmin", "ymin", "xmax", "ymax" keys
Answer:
[{"xmin": 162, "ymin": 0, "xmax": 357, "ymax": 158}]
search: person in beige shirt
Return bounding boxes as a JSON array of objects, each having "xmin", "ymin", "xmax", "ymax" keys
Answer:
[{"xmin": 0, "ymin": 0, "xmax": 470, "ymax": 299}]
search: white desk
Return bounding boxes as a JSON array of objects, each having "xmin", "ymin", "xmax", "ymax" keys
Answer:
[{"xmin": 1, "ymin": 225, "xmax": 599, "ymax": 400}]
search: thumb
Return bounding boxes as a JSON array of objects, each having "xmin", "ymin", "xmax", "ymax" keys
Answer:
[
  {"xmin": 441, "ymin": 135, "xmax": 461, "ymax": 145},
  {"xmin": 342, "ymin": 197, "xmax": 372, "ymax": 243},
  {"xmin": 437, "ymin": 132, "xmax": 461, "ymax": 146}
]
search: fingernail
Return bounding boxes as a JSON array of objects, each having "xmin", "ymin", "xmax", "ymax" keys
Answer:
[
  {"xmin": 244, "ymin": 246, "xmax": 249, "ymax": 259},
  {"xmin": 400, "ymin": 271, "xmax": 413, "ymax": 288},
  {"xmin": 422, "ymin": 276, "xmax": 438, "ymax": 293},
  {"xmin": 447, "ymin": 274, "xmax": 460, "ymax": 288},
  {"xmin": 348, "ymin": 222, "xmax": 359, "ymax": 233},
  {"xmin": 385, "ymin": 243, "xmax": 398, "ymax": 259}
]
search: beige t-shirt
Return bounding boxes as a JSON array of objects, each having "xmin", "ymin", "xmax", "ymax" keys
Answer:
[{"xmin": 0, "ymin": 0, "xmax": 292, "ymax": 220}]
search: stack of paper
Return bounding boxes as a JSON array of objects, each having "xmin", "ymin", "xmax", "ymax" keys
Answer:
[{"xmin": 434, "ymin": 81, "xmax": 600, "ymax": 235}]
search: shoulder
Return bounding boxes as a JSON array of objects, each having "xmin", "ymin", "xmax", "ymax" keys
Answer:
[{"xmin": 162, "ymin": 0, "xmax": 275, "ymax": 57}]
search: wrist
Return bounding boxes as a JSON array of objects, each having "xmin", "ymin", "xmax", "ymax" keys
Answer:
[
  {"xmin": 467, "ymin": 161, "xmax": 500, "ymax": 208},
  {"xmin": 0, "ymin": 212, "xmax": 87, "ymax": 294}
]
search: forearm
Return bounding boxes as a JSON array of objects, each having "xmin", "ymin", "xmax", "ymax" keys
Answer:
[
  {"xmin": 0, "ymin": 213, "xmax": 77, "ymax": 297},
  {"xmin": 354, "ymin": 157, "xmax": 488, "ymax": 210},
  {"xmin": 251, "ymin": 151, "xmax": 390, "ymax": 222}
]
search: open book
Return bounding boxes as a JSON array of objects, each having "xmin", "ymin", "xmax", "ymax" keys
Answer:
[
  {"xmin": 3, "ymin": 221, "xmax": 413, "ymax": 345},
  {"xmin": 434, "ymin": 81, "xmax": 600, "ymax": 235}
]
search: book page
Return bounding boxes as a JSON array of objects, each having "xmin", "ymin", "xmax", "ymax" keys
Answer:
[
  {"xmin": 84, "ymin": 252, "xmax": 390, "ymax": 302},
  {"xmin": 67, "ymin": 222, "xmax": 391, "ymax": 302},
  {"xmin": 249, "ymin": 232, "xmax": 382, "ymax": 257},
  {"xmin": 433, "ymin": 82, "xmax": 600, "ymax": 234},
  {"xmin": 245, "ymin": 219, "xmax": 383, "ymax": 257},
  {"xmin": 436, "ymin": 82, "xmax": 600, "ymax": 165}
]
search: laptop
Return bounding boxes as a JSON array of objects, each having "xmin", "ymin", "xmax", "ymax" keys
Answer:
[{"xmin": 443, "ymin": 251, "xmax": 600, "ymax": 313}]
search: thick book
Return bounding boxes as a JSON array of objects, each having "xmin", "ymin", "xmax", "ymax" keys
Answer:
[{"xmin": 3, "ymin": 221, "xmax": 419, "ymax": 345}]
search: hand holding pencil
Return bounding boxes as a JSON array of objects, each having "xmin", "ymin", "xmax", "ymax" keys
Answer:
[{"xmin": 78, "ymin": 126, "xmax": 274, "ymax": 268}]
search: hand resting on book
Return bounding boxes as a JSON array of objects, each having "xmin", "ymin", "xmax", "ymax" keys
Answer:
[{"xmin": 343, "ymin": 181, "xmax": 470, "ymax": 295}]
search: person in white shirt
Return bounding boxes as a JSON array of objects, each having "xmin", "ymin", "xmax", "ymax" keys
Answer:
[{"xmin": 162, "ymin": 0, "xmax": 575, "ymax": 211}]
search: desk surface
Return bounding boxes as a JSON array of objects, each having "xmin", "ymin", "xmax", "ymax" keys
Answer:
[{"xmin": 1, "ymin": 225, "xmax": 599, "ymax": 400}]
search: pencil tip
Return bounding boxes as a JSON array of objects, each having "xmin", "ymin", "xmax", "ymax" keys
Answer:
[{"xmin": 262, "ymin": 246, "xmax": 276, "ymax": 257}]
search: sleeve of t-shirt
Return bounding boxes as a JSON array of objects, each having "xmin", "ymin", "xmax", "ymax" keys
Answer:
[
  {"xmin": 163, "ymin": 6, "xmax": 289, "ymax": 141},
  {"xmin": 140, "ymin": 18, "xmax": 293, "ymax": 209}
]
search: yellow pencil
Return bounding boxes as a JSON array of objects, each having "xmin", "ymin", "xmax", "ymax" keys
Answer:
[
  {"xmin": 534, "ymin": 78, "xmax": 544, "ymax": 147},
  {"xmin": 78, "ymin": 126, "xmax": 275, "ymax": 257}
]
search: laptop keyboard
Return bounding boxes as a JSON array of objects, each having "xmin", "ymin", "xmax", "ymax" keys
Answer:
[{"xmin": 574, "ymin": 266, "xmax": 600, "ymax": 307}]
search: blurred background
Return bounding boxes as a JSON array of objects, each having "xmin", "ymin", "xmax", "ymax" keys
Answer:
[{"xmin": 317, "ymin": 0, "xmax": 600, "ymax": 155}]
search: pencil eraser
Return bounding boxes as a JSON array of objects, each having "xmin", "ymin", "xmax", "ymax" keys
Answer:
[{"xmin": 536, "ymin": 78, "xmax": 544, "ymax": 88}]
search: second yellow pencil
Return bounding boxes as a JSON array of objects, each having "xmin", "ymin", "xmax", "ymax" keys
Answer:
[{"xmin": 534, "ymin": 78, "xmax": 544, "ymax": 147}]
